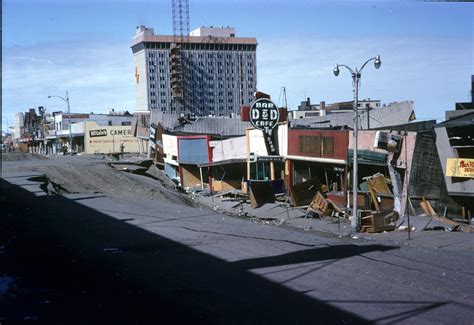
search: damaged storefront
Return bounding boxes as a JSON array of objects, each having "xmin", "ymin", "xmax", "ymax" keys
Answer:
[
  {"xmin": 178, "ymin": 135, "xmax": 212, "ymax": 191},
  {"xmin": 204, "ymin": 136, "xmax": 247, "ymax": 193},
  {"xmin": 349, "ymin": 130, "xmax": 417, "ymax": 222},
  {"xmin": 131, "ymin": 111, "xmax": 150, "ymax": 156},
  {"xmin": 286, "ymin": 129, "xmax": 348, "ymax": 207},
  {"xmin": 161, "ymin": 134, "xmax": 180, "ymax": 184},
  {"xmin": 244, "ymin": 126, "xmax": 287, "ymax": 206},
  {"xmin": 434, "ymin": 114, "xmax": 474, "ymax": 220}
]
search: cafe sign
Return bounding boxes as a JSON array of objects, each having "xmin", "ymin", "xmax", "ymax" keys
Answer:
[
  {"xmin": 446, "ymin": 158, "xmax": 474, "ymax": 178},
  {"xmin": 249, "ymin": 98, "xmax": 279, "ymax": 131}
]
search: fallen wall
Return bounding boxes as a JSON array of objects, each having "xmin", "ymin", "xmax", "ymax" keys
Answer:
[{"xmin": 408, "ymin": 131, "xmax": 459, "ymax": 215}]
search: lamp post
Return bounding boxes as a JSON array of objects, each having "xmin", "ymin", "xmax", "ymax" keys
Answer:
[
  {"xmin": 48, "ymin": 91, "xmax": 72, "ymax": 155},
  {"xmin": 333, "ymin": 55, "xmax": 381, "ymax": 232}
]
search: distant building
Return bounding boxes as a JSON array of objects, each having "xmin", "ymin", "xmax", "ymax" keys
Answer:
[
  {"xmin": 14, "ymin": 112, "xmax": 24, "ymax": 140},
  {"xmin": 131, "ymin": 25, "xmax": 257, "ymax": 117},
  {"xmin": 52, "ymin": 110, "xmax": 133, "ymax": 135},
  {"xmin": 292, "ymin": 98, "xmax": 381, "ymax": 119},
  {"xmin": 47, "ymin": 111, "xmax": 134, "ymax": 154},
  {"xmin": 444, "ymin": 75, "xmax": 474, "ymax": 120},
  {"xmin": 12, "ymin": 107, "xmax": 48, "ymax": 152},
  {"xmin": 23, "ymin": 108, "xmax": 40, "ymax": 138},
  {"xmin": 291, "ymin": 101, "xmax": 415, "ymax": 130}
]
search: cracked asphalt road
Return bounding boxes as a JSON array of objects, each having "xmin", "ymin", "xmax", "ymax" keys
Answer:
[{"xmin": 1, "ymin": 154, "xmax": 473, "ymax": 324}]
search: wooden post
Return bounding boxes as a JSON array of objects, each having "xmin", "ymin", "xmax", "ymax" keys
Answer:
[
  {"xmin": 285, "ymin": 159, "xmax": 291, "ymax": 187},
  {"xmin": 270, "ymin": 161, "xmax": 275, "ymax": 181},
  {"xmin": 199, "ymin": 167, "xmax": 204, "ymax": 189},
  {"xmin": 208, "ymin": 167, "xmax": 213, "ymax": 194},
  {"xmin": 246, "ymin": 128, "xmax": 250, "ymax": 181}
]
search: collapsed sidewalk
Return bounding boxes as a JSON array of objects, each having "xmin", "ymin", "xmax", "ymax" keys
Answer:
[
  {"xmin": 107, "ymin": 157, "xmax": 474, "ymax": 249},
  {"xmin": 190, "ymin": 189, "xmax": 474, "ymax": 251}
]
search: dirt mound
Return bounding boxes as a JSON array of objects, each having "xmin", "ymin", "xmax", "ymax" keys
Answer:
[{"xmin": 31, "ymin": 160, "xmax": 190, "ymax": 205}]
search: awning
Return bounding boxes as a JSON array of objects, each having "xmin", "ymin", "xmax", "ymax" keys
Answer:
[
  {"xmin": 197, "ymin": 155, "xmax": 284, "ymax": 168},
  {"xmin": 285, "ymin": 155, "xmax": 346, "ymax": 165},
  {"xmin": 348, "ymin": 149, "xmax": 387, "ymax": 166},
  {"xmin": 197, "ymin": 158, "xmax": 246, "ymax": 168}
]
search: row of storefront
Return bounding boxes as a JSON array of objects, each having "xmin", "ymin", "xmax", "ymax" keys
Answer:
[
  {"xmin": 13, "ymin": 100, "xmax": 472, "ymax": 219},
  {"xmin": 143, "ymin": 102, "xmax": 472, "ymax": 220},
  {"xmin": 15, "ymin": 110, "xmax": 140, "ymax": 156}
]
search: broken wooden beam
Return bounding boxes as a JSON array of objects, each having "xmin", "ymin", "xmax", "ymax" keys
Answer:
[{"xmin": 431, "ymin": 215, "xmax": 474, "ymax": 233}]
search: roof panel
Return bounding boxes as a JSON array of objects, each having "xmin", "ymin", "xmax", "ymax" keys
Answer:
[{"xmin": 290, "ymin": 101, "xmax": 415, "ymax": 130}]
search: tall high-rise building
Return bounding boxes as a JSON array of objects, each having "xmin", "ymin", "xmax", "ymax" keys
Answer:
[{"xmin": 131, "ymin": 25, "xmax": 257, "ymax": 116}]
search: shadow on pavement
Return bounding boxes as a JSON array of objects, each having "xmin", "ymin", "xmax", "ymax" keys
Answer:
[
  {"xmin": 326, "ymin": 300, "xmax": 450, "ymax": 324},
  {"xmin": 0, "ymin": 179, "xmax": 397, "ymax": 324},
  {"xmin": 232, "ymin": 244, "xmax": 395, "ymax": 270}
]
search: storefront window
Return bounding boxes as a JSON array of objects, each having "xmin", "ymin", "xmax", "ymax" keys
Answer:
[
  {"xmin": 323, "ymin": 137, "xmax": 334, "ymax": 155},
  {"xmin": 250, "ymin": 161, "xmax": 270, "ymax": 180},
  {"xmin": 299, "ymin": 135, "xmax": 320, "ymax": 155},
  {"xmin": 298, "ymin": 135, "xmax": 335, "ymax": 156}
]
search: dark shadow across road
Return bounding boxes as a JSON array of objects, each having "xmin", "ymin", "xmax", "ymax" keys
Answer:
[{"xmin": 0, "ymin": 179, "xmax": 397, "ymax": 324}]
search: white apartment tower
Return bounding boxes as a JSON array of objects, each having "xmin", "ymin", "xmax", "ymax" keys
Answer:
[{"xmin": 131, "ymin": 25, "xmax": 257, "ymax": 116}]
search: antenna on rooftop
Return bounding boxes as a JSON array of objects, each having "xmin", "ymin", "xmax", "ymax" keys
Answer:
[{"xmin": 278, "ymin": 87, "xmax": 288, "ymax": 109}]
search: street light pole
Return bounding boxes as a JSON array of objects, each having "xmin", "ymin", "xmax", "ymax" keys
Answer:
[
  {"xmin": 48, "ymin": 92, "xmax": 73, "ymax": 156},
  {"xmin": 353, "ymin": 71, "xmax": 360, "ymax": 232},
  {"xmin": 66, "ymin": 91, "xmax": 72, "ymax": 155},
  {"xmin": 333, "ymin": 55, "xmax": 381, "ymax": 232}
]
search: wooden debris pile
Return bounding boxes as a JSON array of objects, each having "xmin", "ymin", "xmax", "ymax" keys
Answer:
[
  {"xmin": 360, "ymin": 211, "xmax": 396, "ymax": 233},
  {"xmin": 416, "ymin": 197, "xmax": 474, "ymax": 233},
  {"xmin": 307, "ymin": 191, "xmax": 346, "ymax": 218},
  {"xmin": 364, "ymin": 173, "xmax": 394, "ymax": 213}
]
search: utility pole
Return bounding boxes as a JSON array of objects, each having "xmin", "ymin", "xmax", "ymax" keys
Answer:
[
  {"xmin": 367, "ymin": 105, "xmax": 370, "ymax": 130},
  {"xmin": 66, "ymin": 91, "xmax": 72, "ymax": 155}
]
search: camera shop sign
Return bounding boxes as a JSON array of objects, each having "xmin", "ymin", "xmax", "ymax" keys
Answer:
[
  {"xmin": 250, "ymin": 98, "xmax": 279, "ymax": 131},
  {"xmin": 89, "ymin": 129, "xmax": 107, "ymax": 137},
  {"xmin": 89, "ymin": 129, "xmax": 132, "ymax": 137}
]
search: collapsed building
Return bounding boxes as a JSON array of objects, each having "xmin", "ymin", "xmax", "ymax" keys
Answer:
[
  {"xmin": 149, "ymin": 112, "xmax": 251, "ymax": 189},
  {"xmin": 432, "ymin": 112, "xmax": 474, "ymax": 217},
  {"xmin": 144, "ymin": 97, "xmax": 473, "ymax": 230}
]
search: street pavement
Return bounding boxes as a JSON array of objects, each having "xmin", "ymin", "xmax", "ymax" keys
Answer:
[{"xmin": 1, "ymin": 154, "xmax": 473, "ymax": 324}]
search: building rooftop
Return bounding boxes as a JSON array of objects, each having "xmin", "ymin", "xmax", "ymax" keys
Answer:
[
  {"xmin": 151, "ymin": 111, "xmax": 251, "ymax": 137},
  {"xmin": 290, "ymin": 101, "xmax": 415, "ymax": 130},
  {"xmin": 190, "ymin": 26, "xmax": 236, "ymax": 38},
  {"xmin": 132, "ymin": 25, "xmax": 256, "ymax": 47}
]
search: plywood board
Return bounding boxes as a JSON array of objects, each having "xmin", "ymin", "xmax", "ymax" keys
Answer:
[
  {"xmin": 249, "ymin": 181, "xmax": 275, "ymax": 208},
  {"xmin": 290, "ymin": 177, "xmax": 322, "ymax": 207}
]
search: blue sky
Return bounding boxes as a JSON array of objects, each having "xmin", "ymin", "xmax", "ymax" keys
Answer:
[{"xmin": 2, "ymin": 0, "xmax": 473, "ymax": 132}]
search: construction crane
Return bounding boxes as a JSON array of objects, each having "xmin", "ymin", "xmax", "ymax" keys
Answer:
[{"xmin": 171, "ymin": 0, "xmax": 191, "ymax": 115}]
